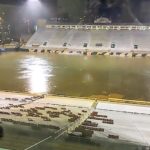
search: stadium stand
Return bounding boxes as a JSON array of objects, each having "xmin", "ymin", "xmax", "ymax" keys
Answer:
[{"xmin": 25, "ymin": 25, "xmax": 150, "ymax": 54}]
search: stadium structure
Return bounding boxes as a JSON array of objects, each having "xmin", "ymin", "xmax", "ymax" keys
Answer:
[{"xmin": 25, "ymin": 24, "xmax": 150, "ymax": 57}]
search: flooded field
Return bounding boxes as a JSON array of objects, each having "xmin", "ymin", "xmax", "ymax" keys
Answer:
[
  {"xmin": 0, "ymin": 52, "xmax": 150, "ymax": 100},
  {"xmin": 0, "ymin": 52, "xmax": 149, "ymax": 150}
]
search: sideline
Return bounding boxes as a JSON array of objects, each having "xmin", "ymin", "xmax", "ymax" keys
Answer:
[
  {"xmin": 1, "ymin": 90, "xmax": 150, "ymax": 106},
  {"xmin": 24, "ymin": 135, "xmax": 52, "ymax": 150}
]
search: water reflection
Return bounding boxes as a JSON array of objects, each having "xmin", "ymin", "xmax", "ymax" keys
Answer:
[
  {"xmin": 83, "ymin": 73, "xmax": 93, "ymax": 83},
  {"xmin": 19, "ymin": 56, "xmax": 53, "ymax": 93}
]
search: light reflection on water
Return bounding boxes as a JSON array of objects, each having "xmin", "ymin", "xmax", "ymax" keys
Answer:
[{"xmin": 19, "ymin": 56, "xmax": 53, "ymax": 94}]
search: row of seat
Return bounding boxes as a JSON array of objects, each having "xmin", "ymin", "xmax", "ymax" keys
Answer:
[{"xmin": 26, "ymin": 28, "xmax": 150, "ymax": 51}]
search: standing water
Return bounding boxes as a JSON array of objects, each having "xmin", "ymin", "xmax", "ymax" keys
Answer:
[
  {"xmin": 0, "ymin": 52, "xmax": 150, "ymax": 100},
  {"xmin": 0, "ymin": 52, "xmax": 147, "ymax": 150}
]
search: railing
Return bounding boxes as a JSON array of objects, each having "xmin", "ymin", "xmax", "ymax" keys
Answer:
[{"xmin": 46, "ymin": 24, "xmax": 150, "ymax": 31}]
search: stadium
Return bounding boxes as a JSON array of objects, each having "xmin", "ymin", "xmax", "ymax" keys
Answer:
[
  {"xmin": 0, "ymin": 0, "xmax": 150, "ymax": 150},
  {"xmin": 25, "ymin": 24, "xmax": 150, "ymax": 57}
]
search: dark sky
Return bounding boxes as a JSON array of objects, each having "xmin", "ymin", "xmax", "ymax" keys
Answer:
[
  {"xmin": 0, "ymin": 0, "xmax": 57, "ymax": 6},
  {"xmin": 86, "ymin": 0, "xmax": 148, "ymax": 23},
  {"xmin": 0, "ymin": 0, "xmax": 24, "ymax": 5},
  {"xmin": 0, "ymin": 0, "xmax": 150, "ymax": 24}
]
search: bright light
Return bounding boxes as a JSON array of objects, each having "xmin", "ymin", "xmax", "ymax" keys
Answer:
[
  {"xmin": 19, "ymin": 56, "xmax": 53, "ymax": 94},
  {"xmin": 28, "ymin": 0, "xmax": 39, "ymax": 2},
  {"xmin": 20, "ymin": 0, "xmax": 49, "ymax": 21},
  {"xmin": 26, "ymin": 0, "xmax": 42, "ymax": 16}
]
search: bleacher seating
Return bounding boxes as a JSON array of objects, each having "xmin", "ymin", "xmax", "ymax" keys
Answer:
[{"xmin": 26, "ymin": 25, "xmax": 150, "ymax": 52}]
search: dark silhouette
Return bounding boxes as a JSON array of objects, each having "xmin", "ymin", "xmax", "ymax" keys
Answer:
[{"xmin": 0, "ymin": 126, "xmax": 4, "ymax": 138}]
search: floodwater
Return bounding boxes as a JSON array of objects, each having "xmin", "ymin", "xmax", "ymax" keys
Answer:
[
  {"xmin": 0, "ymin": 52, "xmax": 147, "ymax": 150},
  {"xmin": 0, "ymin": 52, "xmax": 150, "ymax": 100}
]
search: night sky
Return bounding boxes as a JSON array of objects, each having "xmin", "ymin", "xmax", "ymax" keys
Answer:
[
  {"xmin": 86, "ymin": 0, "xmax": 150, "ymax": 23},
  {"xmin": 0, "ymin": 0, "xmax": 150, "ymax": 24}
]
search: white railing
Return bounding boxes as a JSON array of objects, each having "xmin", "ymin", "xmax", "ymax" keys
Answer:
[{"xmin": 46, "ymin": 24, "xmax": 150, "ymax": 31}]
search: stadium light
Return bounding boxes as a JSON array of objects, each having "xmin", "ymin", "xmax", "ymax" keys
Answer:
[
  {"xmin": 27, "ymin": 0, "xmax": 41, "ymax": 6},
  {"xmin": 26, "ymin": 0, "xmax": 43, "ymax": 16},
  {"xmin": 22, "ymin": 0, "xmax": 49, "ymax": 24},
  {"xmin": 28, "ymin": 0, "xmax": 39, "ymax": 2}
]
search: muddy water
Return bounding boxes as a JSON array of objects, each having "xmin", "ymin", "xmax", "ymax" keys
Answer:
[{"xmin": 0, "ymin": 52, "xmax": 150, "ymax": 100}]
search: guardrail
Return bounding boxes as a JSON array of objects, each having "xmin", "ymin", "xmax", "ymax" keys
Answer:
[{"xmin": 46, "ymin": 24, "xmax": 150, "ymax": 31}]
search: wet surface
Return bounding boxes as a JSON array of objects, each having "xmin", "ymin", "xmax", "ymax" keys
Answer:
[{"xmin": 0, "ymin": 52, "xmax": 150, "ymax": 100}]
